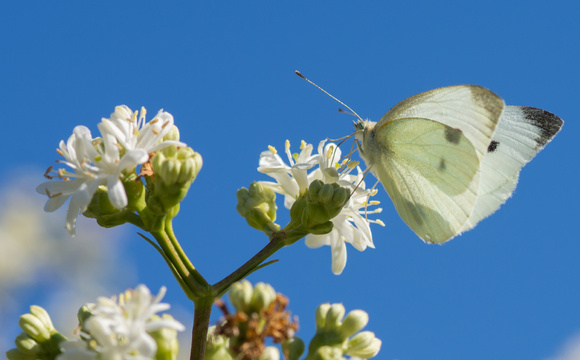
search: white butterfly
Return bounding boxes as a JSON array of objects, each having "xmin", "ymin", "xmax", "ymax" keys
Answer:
[{"xmin": 354, "ymin": 85, "xmax": 563, "ymax": 244}]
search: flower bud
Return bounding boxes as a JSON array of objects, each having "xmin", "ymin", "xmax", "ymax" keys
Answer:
[
  {"xmin": 14, "ymin": 333, "xmax": 40, "ymax": 354},
  {"xmin": 250, "ymin": 282, "xmax": 277, "ymax": 313},
  {"xmin": 282, "ymin": 337, "xmax": 305, "ymax": 360},
  {"xmin": 258, "ymin": 346, "xmax": 280, "ymax": 360},
  {"xmin": 147, "ymin": 147, "xmax": 202, "ymax": 214},
  {"xmin": 83, "ymin": 187, "xmax": 136, "ymax": 228},
  {"xmin": 206, "ymin": 325, "xmax": 233, "ymax": 360},
  {"xmin": 345, "ymin": 331, "xmax": 381, "ymax": 358},
  {"xmin": 301, "ymin": 181, "xmax": 349, "ymax": 232},
  {"xmin": 229, "ymin": 280, "xmax": 254, "ymax": 313},
  {"xmin": 323, "ymin": 304, "xmax": 345, "ymax": 331},
  {"xmin": 77, "ymin": 305, "xmax": 94, "ymax": 328},
  {"xmin": 315, "ymin": 303, "xmax": 331, "ymax": 328},
  {"xmin": 305, "ymin": 304, "xmax": 381, "ymax": 359},
  {"xmin": 163, "ymin": 124, "xmax": 181, "ymax": 142},
  {"xmin": 152, "ymin": 147, "xmax": 203, "ymax": 187},
  {"xmin": 6, "ymin": 348, "xmax": 35, "ymax": 360},
  {"xmin": 149, "ymin": 315, "xmax": 180, "ymax": 360},
  {"xmin": 236, "ymin": 182, "xmax": 279, "ymax": 235},
  {"xmin": 7, "ymin": 306, "xmax": 67, "ymax": 360},
  {"xmin": 19, "ymin": 314, "xmax": 51, "ymax": 343},
  {"xmin": 339, "ymin": 310, "xmax": 368, "ymax": 338}
]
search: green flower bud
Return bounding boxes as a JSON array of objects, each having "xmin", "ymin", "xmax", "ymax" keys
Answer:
[
  {"xmin": 8, "ymin": 306, "xmax": 67, "ymax": 360},
  {"xmin": 250, "ymin": 282, "xmax": 277, "ymax": 313},
  {"xmin": 306, "ymin": 304, "xmax": 380, "ymax": 360},
  {"xmin": 229, "ymin": 280, "xmax": 276, "ymax": 314},
  {"xmin": 14, "ymin": 333, "xmax": 40, "ymax": 354},
  {"xmin": 163, "ymin": 125, "xmax": 181, "ymax": 142},
  {"xmin": 205, "ymin": 325, "xmax": 233, "ymax": 360},
  {"xmin": 77, "ymin": 305, "xmax": 94, "ymax": 328},
  {"xmin": 146, "ymin": 147, "xmax": 202, "ymax": 214},
  {"xmin": 301, "ymin": 181, "xmax": 349, "ymax": 232},
  {"xmin": 258, "ymin": 346, "xmax": 280, "ymax": 360},
  {"xmin": 83, "ymin": 182, "xmax": 144, "ymax": 228},
  {"xmin": 339, "ymin": 310, "xmax": 368, "ymax": 339},
  {"xmin": 345, "ymin": 331, "xmax": 381, "ymax": 358},
  {"xmin": 29, "ymin": 306, "xmax": 54, "ymax": 330},
  {"xmin": 6, "ymin": 348, "xmax": 35, "ymax": 360},
  {"xmin": 153, "ymin": 147, "xmax": 202, "ymax": 187},
  {"xmin": 282, "ymin": 337, "xmax": 305, "ymax": 360},
  {"xmin": 150, "ymin": 315, "xmax": 180, "ymax": 360},
  {"xmin": 236, "ymin": 182, "xmax": 279, "ymax": 235},
  {"xmin": 323, "ymin": 304, "xmax": 345, "ymax": 331},
  {"xmin": 229, "ymin": 280, "xmax": 254, "ymax": 313},
  {"xmin": 19, "ymin": 314, "xmax": 51, "ymax": 343},
  {"xmin": 315, "ymin": 303, "xmax": 331, "ymax": 328}
]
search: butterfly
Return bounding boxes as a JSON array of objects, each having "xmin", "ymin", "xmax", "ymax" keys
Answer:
[{"xmin": 353, "ymin": 85, "xmax": 563, "ymax": 244}]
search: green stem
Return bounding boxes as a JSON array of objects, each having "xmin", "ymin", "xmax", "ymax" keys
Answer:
[
  {"xmin": 164, "ymin": 216, "xmax": 209, "ymax": 290},
  {"xmin": 212, "ymin": 230, "xmax": 299, "ymax": 299},
  {"xmin": 151, "ymin": 226, "xmax": 210, "ymax": 300},
  {"xmin": 190, "ymin": 296, "xmax": 214, "ymax": 360}
]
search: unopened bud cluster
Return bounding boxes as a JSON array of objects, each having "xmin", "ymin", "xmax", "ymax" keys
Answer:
[
  {"xmin": 236, "ymin": 182, "xmax": 279, "ymax": 235},
  {"xmin": 284, "ymin": 180, "xmax": 350, "ymax": 241},
  {"xmin": 6, "ymin": 306, "xmax": 66, "ymax": 360},
  {"xmin": 148, "ymin": 144, "xmax": 203, "ymax": 214},
  {"xmin": 305, "ymin": 303, "xmax": 381, "ymax": 360}
]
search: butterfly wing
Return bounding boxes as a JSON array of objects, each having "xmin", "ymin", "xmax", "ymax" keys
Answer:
[
  {"xmin": 358, "ymin": 85, "xmax": 504, "ymax": 243},
  {"xmin": 370, "ymin": 118, "xmax": 481, "ymax": 243},
  {"xmin": 380, "ymin": 85, "xmax": 504, "ymax": 163},
  {"xmin": 461, "ymin": 106, "xmax": 564, "ymax": 231}
]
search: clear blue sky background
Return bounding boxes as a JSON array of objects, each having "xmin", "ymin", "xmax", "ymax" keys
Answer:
[{"xmin": 1, "ymin": 1, "xmax": 579, "ymax": 359}]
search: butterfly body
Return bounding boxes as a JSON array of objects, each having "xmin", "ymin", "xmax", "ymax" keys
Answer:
[{"xmin": 354, "ymin": 85, "xmax": 563, "ymax": 244}]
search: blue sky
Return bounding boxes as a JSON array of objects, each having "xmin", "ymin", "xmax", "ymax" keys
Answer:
[{"xmin": 1, "ymin": 1, "xmax": 579, "ymax": 359}]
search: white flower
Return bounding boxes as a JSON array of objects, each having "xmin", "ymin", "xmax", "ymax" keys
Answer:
[
  {"xmin": 258, "ymin": 140, "xmax": 383, "ymax": 275},
  {"xmin": 36, "ymin": 125, "xmax": 148, "ymax": 236},
  {"xmin": 98, "ymin": 105, "xmax": 185, "ymax": 154},
  {"xmin": 258, "ymin": 140, "xmax": 318, "ymax": 209},
  {"xmin": 37, "ymin": 105, "xmax": 183, "ymax": 236},
  {"xmin": 57, "ymin": 285, "xmax": 185, "ymax": 360}
]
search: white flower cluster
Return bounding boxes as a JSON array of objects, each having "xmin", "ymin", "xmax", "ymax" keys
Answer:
[
  {"xmin": 57, "ymin": 284, "xmax": 185, "ymax": 360},
  {"xmin": 258, "ymin": 140, "xmax": 383, "ymax": 275},
  {"xmin": 36, "ymin": 106, "xmax": 184, "ymax": 236}
]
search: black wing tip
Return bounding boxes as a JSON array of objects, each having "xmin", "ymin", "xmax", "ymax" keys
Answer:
[{"xmin": 519, "ymin": 106, "xmax": 564, "ymax": 147}]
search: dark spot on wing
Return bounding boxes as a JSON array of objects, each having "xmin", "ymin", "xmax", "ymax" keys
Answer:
[
  {"xmin": 439, "ymin": 158, "xmax": 446, "ymax": 170},
  {"xmin": 521, "ymin": 107, "xmax": 564, "ymax": 148},
  {"xmin": 487, "ymin": 140, "xmax": 499, "ymax": 153},
  {"xmin": 444, "ymin": 127, "xmax": 462, "ymax": 144}
]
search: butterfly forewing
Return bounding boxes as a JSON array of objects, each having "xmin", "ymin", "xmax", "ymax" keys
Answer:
[
  {"xmin": 379, "ymin": 85, "xmax": 504, "ymax": 162},
  {"xmin": 461, "ymin": 106, "xmax": 564, "ymax": 230}
]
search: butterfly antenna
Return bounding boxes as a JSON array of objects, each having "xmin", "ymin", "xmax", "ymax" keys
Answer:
[
  {"xmin": 295, "ymin": 70, "xmax": 364, "ymax": 122},
  {"xmin": 338, "ymin": 108, "xmax": 357, "ymax": 117}
]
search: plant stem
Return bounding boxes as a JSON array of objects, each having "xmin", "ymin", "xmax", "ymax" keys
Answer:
[
  {"xmin": 212, "ymin": 230, "xmax": 292, "ymax": 299},
  {"xmin": 165, "ymin": 216, "xmax": 209, "ymax": 289},
  {"xmin": 190, "ymin": 296, "xmax": 213, "ymax": 360}
]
